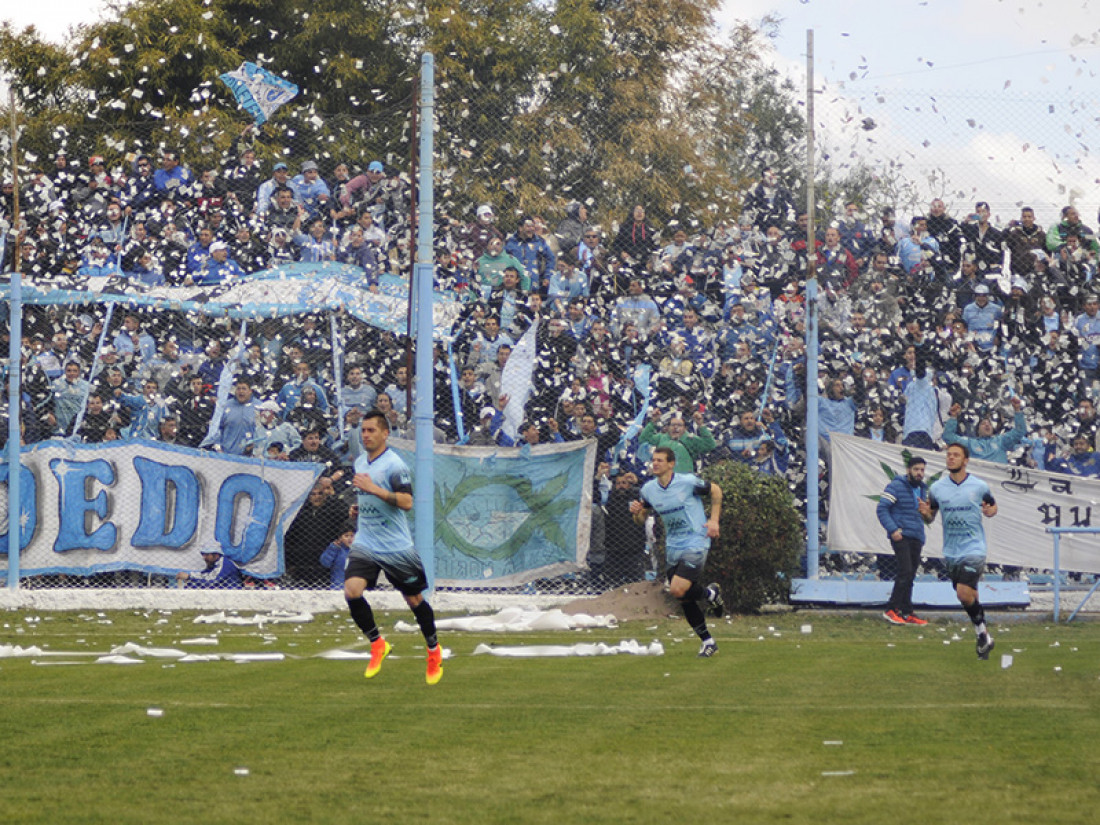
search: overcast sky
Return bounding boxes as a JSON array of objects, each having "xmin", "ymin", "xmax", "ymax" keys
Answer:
[{"xmin": 7, "ymin": 0, "xmax": 1100, "ymax": 225}]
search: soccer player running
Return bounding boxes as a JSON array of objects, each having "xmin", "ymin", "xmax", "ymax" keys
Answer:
[
  {"xmin": 919, "ymin": 443, "xmax": 998, "ymax": 660},
  {"xmin": 629, "ymin": 446, "xmax": 725, "ymax": 657},
  {"xmin": 344, "ymin": 410, "xmax": 443, "ymax": 684}
]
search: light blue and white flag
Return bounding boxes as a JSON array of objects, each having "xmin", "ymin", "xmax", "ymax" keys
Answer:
[
  {"xmin": 220, "ymin": 62, "xmax": 299, "ymax": 125},
  {"xmin": 391, "ymin": 438, "xmax": 595, "ymax": 586},
  {"xmin": 499, "ymin": 319, "xmax": 539, "ymax": 440}
]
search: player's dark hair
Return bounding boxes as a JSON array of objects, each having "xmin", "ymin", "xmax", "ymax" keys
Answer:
[
  {"xmin": 363, "ymin": 409, "xmax": 390, "ymax": 432},
  {"xmin": 654, "ymin": 446, "xmax": 676, "ymax": 463}
]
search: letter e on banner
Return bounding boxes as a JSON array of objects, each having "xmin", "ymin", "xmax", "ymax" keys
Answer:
[{"xmin": 50, "ymin": 458, "xmax": 118, "ymax": 553}]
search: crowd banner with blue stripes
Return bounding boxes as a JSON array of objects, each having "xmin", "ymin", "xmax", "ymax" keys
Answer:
[
  {"xmin": 0, "ymin": 264, "xmax": 465, "ymax": 339},
  {"xmin": 830, "ymin": 433, "xmax": 1100, "ymax": 573},
  {"xmin": 0, "ymin": 439, "xmax": 322, "ymax": 578},
  {"xmin": 219, "ymin": 62, "xmax": 299, "ymax": 125},
  {"xmin": 391, "ymin": 438, "xmax": 596, "ymax": 587}
]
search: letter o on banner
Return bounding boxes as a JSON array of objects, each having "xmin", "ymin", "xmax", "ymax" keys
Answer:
[
  {"xmin": 0, "ymin": 464, "xmax": 37, "ymax": 551},
  {"xmin": 214, "ymin": 474, "xmax": 277, "ymax": 565}
]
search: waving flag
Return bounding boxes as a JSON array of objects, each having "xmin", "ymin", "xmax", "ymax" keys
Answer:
[{"xmin": 220, "ymin": 62, "xmax": 298, "ymax": 125}]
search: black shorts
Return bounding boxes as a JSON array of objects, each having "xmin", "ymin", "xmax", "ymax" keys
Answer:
[
  {"xmin": 946, "ymin": 557, "xmax": 985, "ymax": 590},
  {"xmin": 344, "ymin": 556, "xmax": 381, "ymax": 590},
  {"xmin": 665, "ymin": 549, "xmax": 708, "ymax": 585},
  {"xmin": 346, "ymin": 546, "xmax": 428, "ymax": 596}
]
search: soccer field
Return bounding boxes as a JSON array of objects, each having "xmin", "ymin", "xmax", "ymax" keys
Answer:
[{"xmin": 2, "ymin": 609, "xmax": 1097, "ymax": 825}]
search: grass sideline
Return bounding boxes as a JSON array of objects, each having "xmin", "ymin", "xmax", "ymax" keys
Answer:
[{"xmin": 1, "ymin": 609, "xmax": 1098, "ymax": 825}]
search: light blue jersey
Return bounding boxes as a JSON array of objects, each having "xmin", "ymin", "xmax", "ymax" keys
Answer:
[
  {"xmin": 639, "ymin": 472, "xmax": 711, "ymax": 562},
  {"xmin": 351, "ymin": 447, "xmax": 413, "ymax": 558},
  {"xmin": 928, "ymin": 473, "xmax": 994, "ymax": 563}
]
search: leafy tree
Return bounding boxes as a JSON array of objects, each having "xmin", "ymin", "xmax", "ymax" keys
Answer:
[
  {"xmin": 0, "ymin": 0, "xmax": 815, "ymax": 230},
  {"xmin": 700, "ymin": 460, "xmax": 803, "ymax": 613}
]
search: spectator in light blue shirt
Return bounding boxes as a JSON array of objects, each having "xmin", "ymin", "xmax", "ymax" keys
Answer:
[
  {"xmin": 1074, "ymin": 293, "xmax": 1100, "ymax": 383},
  {"xmin": 191, "ymin": 241, "xmax": 246, "ymax": 286},
  {"xmin": 294, "ymin": 217, "xmax": 337, "ymax": 263},
  {"xmin": 120, "ymin": 378, "xmax": 168, "ymax": 440},
  {"xmin": 961, "ymin": 284, "xmax": 1003, "ymax": 353},
  {"xmin": 547, "ymin": 259, "xmax": 589, "ymax": 314},
  {"xmin": 212, "ymin": 379, "xmax": 258, "ymax": 455},
  {"xmin": 341, "ymin": 365, "xmax": 377, "ymax": 413},
  {"xmin": 290, "ymin": 160, "xmax": 331, "ymax": 220},
  {"xmin": 942, "ymin": 396, "xmax": 1027, "ymax": 464}
]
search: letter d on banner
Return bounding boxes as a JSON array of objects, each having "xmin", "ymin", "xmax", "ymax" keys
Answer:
[{"xmin": 131, "ymin": 457, "xmax": 200, "ymax": 548}]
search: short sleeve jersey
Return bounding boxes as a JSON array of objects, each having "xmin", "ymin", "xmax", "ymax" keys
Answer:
[
  {"xmin": 351, "ymin": 447, "xmax": 413, "ymax": 557},
  {"xmin": 928, "ymin": 472, "xmax": 993, "ymax": 562},
  {"xmin": 639, "ymin": 472, "xmax": 711, "ymax": 560}
]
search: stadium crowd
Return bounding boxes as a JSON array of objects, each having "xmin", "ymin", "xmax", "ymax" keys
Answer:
[{"xmin": 4, "ymin": 149, "xmax": 1100, "ymax": 585}]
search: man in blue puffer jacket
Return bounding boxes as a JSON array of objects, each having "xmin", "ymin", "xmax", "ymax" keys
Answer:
[{"xmin": 876, "ymin": 455, "xmax": 929, "ymax": 626}]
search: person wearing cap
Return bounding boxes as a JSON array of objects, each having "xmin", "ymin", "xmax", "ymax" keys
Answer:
[
  {"xmin": 291, "ymin": 160, "xmax": 331, "ymax": 220},
  {"xmin": 255, "ymin": 161, "xmax": 294, "ymax": 216},
  {"xmin": 876, "ymin": 455, "xmax": 930, "ymax": 625},
  {"xmin": 961, "ymin": 282, "xmax": 1003, "ymax": 353},
  {"xmin": 248, "ymin": 399, "xmax": 302, "ymax": 457},
  {"xmin": 455, "ymin": 202, "xmax": 503, "ymax": 260},
  {"xmin": 465, "ymin": 405, "xmax": 501, "ymax": 446},
  {"xmin": 153, "ymin": 150, "xmax": 193, "ymax": 200},
  {"xmin": 475, "ymin": 236, "xmax": 527, "ymax": 299},
  {"xmin": 177, "ymin": 545, "xmax": 243, "ymax": 589},
  {"xmin": 344, "ymin": 159, "xmax": 405, "ymax": 229}
]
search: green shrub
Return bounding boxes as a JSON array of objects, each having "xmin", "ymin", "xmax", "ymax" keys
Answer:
[{"xmin": 700, "ymin": 461, "xmax": 804, "ymax": 613}]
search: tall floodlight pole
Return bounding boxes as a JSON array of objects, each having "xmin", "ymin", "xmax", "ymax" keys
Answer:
[
  {"xmin": 413, "ymin": 54, "xmax": 436, "ymax": 590},
  {"xmin": 7, "ymin": 90, "xmax": 23, "ymax": 589},
  {"xmin": 804, "ymin": 31, "xmax": 821, "ymax": 579}
]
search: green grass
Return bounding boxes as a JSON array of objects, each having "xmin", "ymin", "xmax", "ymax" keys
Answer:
[{"xmin": 1, "ymin": 609, "xmax": 1098, "ymax": 825}]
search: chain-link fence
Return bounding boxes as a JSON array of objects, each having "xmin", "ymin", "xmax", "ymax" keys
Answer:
[{"xmin": 4, "ymin": 60, "xmax": 1100, "ymax": 598}]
